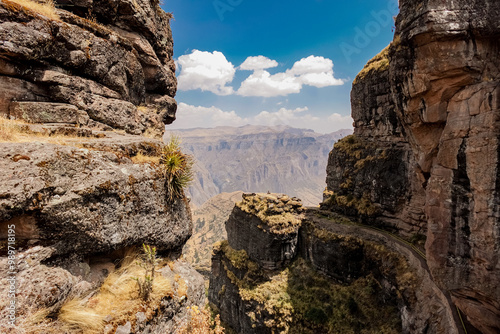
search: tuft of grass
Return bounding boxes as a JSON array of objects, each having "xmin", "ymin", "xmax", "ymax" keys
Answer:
[
  {"xmin": 57, "ymin": 249, "xmax": 174, "ymax": 332},
  {"xmin": 160, "ymin": 135, "xmax": 194, "ymax": 201},
  {"xmin": 58, "ymin": 299, "xmax": 104, "ymax": 333},
  {"xmin": 5, "ymin": 0, "xmax": 60, "ymax": 21},
  {"xmin": 354, "ymin": 44, "xmax": 390, "ymax": 84},
  {"xmin": 0, "ymin": 116, "xmax": 25, "ymax": 141}
]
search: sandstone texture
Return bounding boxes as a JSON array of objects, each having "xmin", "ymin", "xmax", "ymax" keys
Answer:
[{"xmin": 323, "ymin": 0, "xmax": 500, "ymax": 332}]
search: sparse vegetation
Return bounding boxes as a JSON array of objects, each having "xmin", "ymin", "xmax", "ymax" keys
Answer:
[
  {"xmin": 54, "ymin": 248, "xmax": 176, "ymax": 332},
  {"xmin": 131, "ymin": 152, "xmax": 160, "ymax": 165},
  {"xmin": 324, "ymin": 191, "xmax": 381, "ymax": 217},
  {"xmin": 236, "ymin": 193, "xmax": 303, "ymax": 234},
  {"xmin": 160, "ymin": 135, "xmax": 194, "ymax": 201},
  {"xmin": 354, "ymin": 44, "xmax": 390, "ymax": 84},
  {"xmin": 0, "ymin": 116, "xmax": 82, "ymax": 144},
  {"xmin": 178, "ymin": 305, "xmax": 225, "ymax": 334},
  {"xmin": 134, "ymin": 244, "xmax": 158, "ymax": 301},
  {"xmin": 220, "ymin": 254, "xmax": 401, "ymax": 334},
  {"xmin": 4, "ymin": 0, "xmax": 60, "ymax": 21}
]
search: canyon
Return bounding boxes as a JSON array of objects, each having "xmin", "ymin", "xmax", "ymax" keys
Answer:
[
  {"xmin": 168, "ymin": 125, "xmax": 352, "ymax": 207},
  {"xmin": 0, "ymin": 0, "xmax": 499, "ymax": 333},
  {"xmin": 209, "ymin": 0, "xmax": 500, "ymax": 333}
]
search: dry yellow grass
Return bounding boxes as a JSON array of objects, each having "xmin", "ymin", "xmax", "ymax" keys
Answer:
[
  {"xmin": 5, "ymin": 0, "xmax": 60, "ymax": 21},
  {"xmin": 0, "ymin": 116, "xmax": 26, "ymax": 142},
  {"xmin": 131, "ymin": 153, "xmax": 160, "ymax": 165},
  {"xmin": 0, "ymin": 116, "xmax": 82, "ymax": 145},
  {"xmin": 178, "ymin": 305, "xmax": 225, "ymax": 334},
  {"xmin": 58, "ymin": 299, "xmax": 104, "ymax": 333},
  {"xmin": 56, "ymin": 251, "xmax": 175, "ymax": 332}
]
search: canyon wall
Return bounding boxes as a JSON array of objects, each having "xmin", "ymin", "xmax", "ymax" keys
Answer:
[
  {"xmin": 0, "ymin": 0, "xmax": 203, "ymax": 333},
  {"xmin": 323, "ymin": 0, "xmax": 500, "ymax": 332}
]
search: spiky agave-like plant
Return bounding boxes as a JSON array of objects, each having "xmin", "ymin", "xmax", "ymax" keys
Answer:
[{"xmin": 160, "ymin": 135, "xmax": 194, "ymax": 201}]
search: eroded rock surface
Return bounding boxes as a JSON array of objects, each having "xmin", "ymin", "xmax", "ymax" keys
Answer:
[
  {"xmin": 226, "ymin": 193, "xmax": 304, "ymax": 271},
  {"xmin": 0, "ymin": 0, "xmax": 177, "ymax": 138},
  {"xmin": 0, "ymin": 0, "xmax": 205, "ymax": 333},
  {"xmin": 324, "ymin": 0, "xmax": 500, "ymax": 332}
]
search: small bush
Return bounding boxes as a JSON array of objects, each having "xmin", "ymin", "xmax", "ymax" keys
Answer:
[
  {"xmin": 134, "ymin": 244, "xmax": 158, "ymax": 301},
  {"xmin": 160, "ymin": 135, "xmax": 194, "ymax": 201},
  {"xmin": 178, "ymin": 305, "xmax": 225, "ymax": 334}
]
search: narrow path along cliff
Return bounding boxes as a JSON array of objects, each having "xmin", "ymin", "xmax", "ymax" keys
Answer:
[{"xmin": 305, "ymin": 207, "xmax": 478, "ymax": 334}]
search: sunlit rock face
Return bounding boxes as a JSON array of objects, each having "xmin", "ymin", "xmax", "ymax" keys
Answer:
[
  {"xmin": 0, "ymin": 1, "xmax": 206, "ymax": 332},
  {"xmin": 324, "ymin": 0, "xmax": 500, "ymax": 332},
  {"xmin": 0, "ymin": 0, "xmax": 177, "ymax": 138}
]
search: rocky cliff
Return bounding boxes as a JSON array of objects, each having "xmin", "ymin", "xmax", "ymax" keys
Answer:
[
  {"xmin": 0, "ymin": 0, "xmax": 204, "ymax": 333},
  {"xmin": 0, "ymin": 0, "xmax": 177, "ymax": 138},
  {"xmin": 168, "ymin": 125, "xmax": 352, "ymax": 207},
  {"xmin": 323, "ymin": 0, "xmax": 500, "ymax": 332},
  {"xmin": 209, "ymin": 194, "xmax": 459, "ymax": 333}
]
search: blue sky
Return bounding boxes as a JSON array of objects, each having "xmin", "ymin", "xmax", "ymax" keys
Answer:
[{"xmin": 161, "ymin": 0, "xmax": 399, "ymax": 133}]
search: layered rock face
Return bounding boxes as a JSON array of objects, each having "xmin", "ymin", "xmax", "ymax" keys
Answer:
[
  {"xmin": 226, "ymin": 193, "xmax": 304, "ymax": 271},
  {"xmin": 0, "ymin": 1, "xmax": 204, "ymax": 333},
  {"xmin": 324, "ymin": 0, "xmax": 500, "ymax": 332},
  {"xmin": 0, "ymin": 0, "xmax": 177, "ymax": 138}
]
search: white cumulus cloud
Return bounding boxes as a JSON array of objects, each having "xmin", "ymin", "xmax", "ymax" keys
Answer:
[
  {"xmin": 239, "ymin": 56, "xmax": 279, "ymax": 71},
  {"xmin": 167, "ymin": 103, "xmax": 247, "ymax": 129},
  {"xmin": 237, "ymin": 55, "xmax": 344, "ymax": 97},
  {"xmin": 237, "ymin": 71, "xmax": 302, "ymax": 97},
  {"xmin": 168, "ymin": 103, "xmax": 353, "ymax": 134},
  {"xmin": 177, "ymin": 50, "xmax": 235, "ymax": 96}
]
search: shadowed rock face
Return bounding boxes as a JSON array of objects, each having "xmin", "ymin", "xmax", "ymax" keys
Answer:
[
  {"xmin": 0, "ymin": 0, "xmax": 177, "ymax": 137},
  {"xmin": 325, "ymin": 0, "xmax": 500, "ymax": 332}
]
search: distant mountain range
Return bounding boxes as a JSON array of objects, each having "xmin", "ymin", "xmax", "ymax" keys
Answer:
[{"xmin": 165, "ymin": 125, "xmax": 352, "ymax": 207}]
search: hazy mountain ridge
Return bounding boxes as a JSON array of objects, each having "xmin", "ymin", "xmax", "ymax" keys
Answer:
[
  {"xmin": 166, "ymin": 125, "xmax": 352, "ymax": 207},
  {"xmin": 182, "ymin": 191, "xmax": 244, "ymax": 274}
]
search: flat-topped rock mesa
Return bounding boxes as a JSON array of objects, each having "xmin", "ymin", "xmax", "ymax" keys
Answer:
[
  {"xmin": 0, "ymin": 1, "xmax": 204, "ymax": 333},
  {"xmin": 0, "ymin": 0, "xmax": 177, "ymax": 138},
  {"xmin": 323, "ymin": 0, "xmax": 500, "ymax": 332},
  {"xmin": 226, "ymin": 193, "xmax": 304, "ymax": 271}
]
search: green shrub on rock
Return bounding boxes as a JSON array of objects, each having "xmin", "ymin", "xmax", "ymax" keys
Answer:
[{"xmin": 160, "ymin": 135, "xmax": 194, "ymax": 201}]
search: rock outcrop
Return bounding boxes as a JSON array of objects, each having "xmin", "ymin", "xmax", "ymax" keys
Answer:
[
  {"xmin": 226, "ymin": 193, "xmax": 304, "ymax": 271},
  {"xmin": 323, "ymin": 0, "xmax": 500, "ymax": 332},
  {"xmin": 209, "ymin": 194, "xmax": 459, "ymax": 333},
  {"xmin": 0, "ymin": 0, "xmax": 177, "ymax": 138},
  {"xmin": 0, "ymin": 0, "xmax": 204, "ymax": 333}
]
